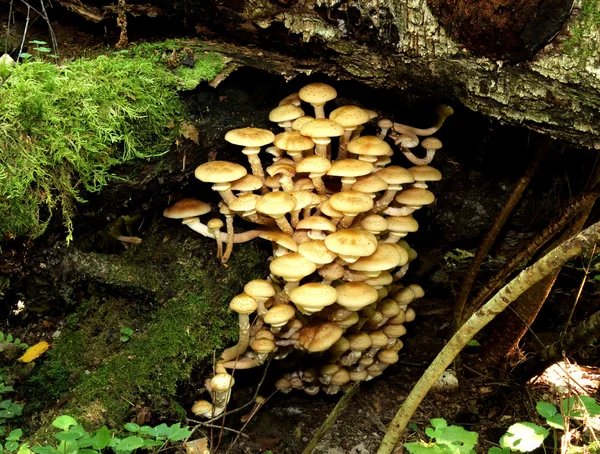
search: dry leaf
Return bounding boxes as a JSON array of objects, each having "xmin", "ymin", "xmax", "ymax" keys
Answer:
[
  {"xmin": 184, "ymin": 437, "xmax": 210, "ymax": 454},
  {"xmin": 18, "ymin": 341, "xmax": 49, "ymax": 362},
  {"xmin": 180, "ymin": 121, "xmax": 199, "ymax": 144}
]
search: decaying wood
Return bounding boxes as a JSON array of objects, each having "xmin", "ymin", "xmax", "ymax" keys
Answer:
[{"xmin": 45, "ymin": 0, "xmax": 600, "ymax": 149}]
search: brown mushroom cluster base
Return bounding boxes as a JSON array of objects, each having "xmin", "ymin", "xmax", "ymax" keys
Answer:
[{"xmin": 164, "ymin": 82, "xmax": 452, "ymax": 418}]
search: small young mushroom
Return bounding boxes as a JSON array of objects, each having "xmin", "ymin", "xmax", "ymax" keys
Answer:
[
  {"xmin": 194, "ymin": 161, "xmax": 247, "ymax": 205},
  {"xmin": 273, "ymin": 131, "xmax": 315, "ymax": 163},
  {"xmin": 256, "ymin": 191, "xmax": 296, "ymax": 235},
  {"xmin": 209, "ymin": 373, "xmax": 235, "ymax": 416},
  {"xmin": 269, "ymin": 104, "xmax": 305, "ymax": 131},
  {"xmin": 329, "ymin": 105, "xmax": 371, "ymax": 160},
  {"xmin": 377, "ymin": 119, "xmax": 394, "ymax": 139},
  {"xmin": 324, "ymin": 228, "xmax": 378, "ymax": 263},
  {"xmin": 327, "ymin": 159, "xmax": 374, "ymax": 192},
  {"xmin": 298, "ymin": 82, "xmax": 338, "ymax": 118},
  {"xmin": 347, "ymin": 135, "xmax": 392, "ymax": 164},
  {"xmin": 373, "ymin": 165, "xmax": 415, "ymax": 212},
  {"xmin": 207, "ymin": 218, "xmax": 224, "ymax": 260},
  {"xmin": 224, "ymin": 127, "xmax": 275, "ymax": 181},
  {"xmin": 298, "ymin": 239, "xmax": 337, "ymax": 266},
  {"xmin": 191, "ymin": 400, "xmax": 214, "ymax": 418},
  {"xmin": 403, "ymin": 138, "xmax": 443, "ymax": 166},
  {"xmin": 220, "ymin": 293, "xmax": 258, "ymax": 363},
  {"xmin": 300, "ymin": 118, "xmax": 345, "ymax": 158},
  {"xmin": 244, "ymin": 279, "xmax": 276, "ymax": 316},
  {"xmin": 335, "ymin": 282, "xmax": 379, "ymax": 311},
  {"xmin": 289, "ymin": 283, "xmax": 337, "ymax": 315},
  {"xmin": 328, "ymin": 190, "xmax": 374, "ymax": 228},
  {"xmin": 295, "ymin": 155, "xmax": 331, "ymax": 195},
  {"xmin": 409, "ymin": 164, "xmax": 442, "ymax": 188}
]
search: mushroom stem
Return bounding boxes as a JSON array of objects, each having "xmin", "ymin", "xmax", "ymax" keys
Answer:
[
  {"xmin": 221, "ymin": 355, "xmax": 265, "ymax": 369},
  {"xmin": 392, "ymin": 264, "xmax": 410, "ymax": 281},
  {"xmin": 382, "ymin": 206, "xmax": 417, "ymax": 216},
  {"xmin": 401, "ymin": 148, "xmax": 436, "ymax": 166},
  {"xmin": 336, "ymin": 129, "xmax": 353, "ymax": 160},
  {"xmin": 274, "ymin": 215, "xmax": 294, "ymax": 235},
  {"xmin": 220, "ymin": 313, "xmax": 251, "ymax": 362},
  {"xmin": 393, "ymin": 105, "xmax": 453, "ymax": 136},
  {"xmin": 374, "ymin": 189, "xmax": 400, "ymax": 212},
  {"xmin": 222, "ymin": 214, "xmax": 235, "ymax": 264},
  {"xmin": 185, "ymin": 220, "xmax": 265, "ymax": 243}
]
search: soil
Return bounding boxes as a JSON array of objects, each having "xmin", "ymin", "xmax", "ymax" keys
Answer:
[{"xmin": 1, "ymin": 9, "xmax": 600, "ymax": 454}]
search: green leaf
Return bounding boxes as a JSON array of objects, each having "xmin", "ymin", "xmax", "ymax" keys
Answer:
[
  {"xmin": 54, "ymin": 432, "xmax": 82, "ymax": 442},
  {"xmin": 30, "ymin": 447, "xmax": 60, "ymax": 454},
  {"xmin": 4, "ymin": 442, "xmax": 18, "ymax": 452},
  {"xmin": 120, "ymin": 336, "xmax": 130, "ymax": 343},
  {"xmin": 431, "ymin": 419, "xmax": 448, "ymax": 431},
  {"xmin": 52, "ymin": 416, "xmax": 78, "ymax": 430},
  {"xmin": 436, "ymin": 425, "xmax": 478, "ymax": 450},
  {"xmin": 33, "ymin": 47, "xmax": 51, "ymax": 53},
  {"xmin": 561, "ymin": 397, "xmax": 576, "ymax": 415},
  {"xmin": 404, "ymin": 442, "xmax": 445, "ymax": 454},
  {"xmin": 18, "ymin": 53, "xmax": 32, "ymax": 60},
  {"xmin": 137, "ymin": 426, "xmax": 158, "ymax": 437},
  {"xmin": 114, "ymin": 436, "xmax": 144, "ymax": 452},
  {"xmin": 546, "ymin": 414, "xmax": 564, "ymax": 430},
  {"xmin": 6, "ymin": 335, "xmax": 13, "ymax": 343},
  {"xmin": 536, "ymin": 401, "xmax": 557, "ymax": 420},
  {"xmin": 6, "ymin": 429, "xmax": 22, "ymax": 441},
  {"xmin": 0, "ymin": 333, "xmax": 5, "ymax": 342},
  {"xmin": 164, "ymin": 423, "xmax": 192, "ymax": 441},
  {"xmin": 91, "ymin": 426, "xmax": 110, "ymax": 450},
  {"xmin": 17, "ymin": 443, "xmax": 32, "ymax": 454},
  {"xmin": 120, "ymin": 328, "xmax": 133, "ymax": 337},
  {"xmin": 78, "ymin": 450, "xmax": 100, "ymax": 454},
  {"xmin": 29, "ymin": 40, "xmax": 47, "ymax": 45},
  {"xmin": 500, "ymin": 422, "xmax": 549, "ymax": 452},
  {"xmin": 578, "ymin": 396, "xmax": 600, "ymax": 417},
  {"xmin": 466, "ymin": 340, "xmax": 481, "ymax": 347},
  {"xmin": 123, "ymin": 423, "xmax": 139, "ymax": 433},
  {"xmin": 153, "ymin": 423, "xmax": 170, "ymax": 437},
  {"xmin": 409, "ymin": 423, "xmax": 419, "ymax": 432},
  {"xmin": 488, "ymin": 448, "xmax": 511, "ymax": 454}
]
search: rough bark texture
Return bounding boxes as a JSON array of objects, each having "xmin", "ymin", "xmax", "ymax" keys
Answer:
[{"xmin": 44, "ymin": 0, "xmax": 600, "ymax": 148}]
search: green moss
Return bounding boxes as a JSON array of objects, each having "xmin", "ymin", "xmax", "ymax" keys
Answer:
[
  {"xmin": 562, "ymin": 0, "xmax": 600, "ymax": 62},
  {"xmin": 0, "ymin": 43, "xmax": 225, "ymax": 242}
]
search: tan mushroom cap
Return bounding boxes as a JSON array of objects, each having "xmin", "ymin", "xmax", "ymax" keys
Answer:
[
  {"xmin": 296, "ymin": 155, "xmax": 332, "ymax": 174},
  {"xmin": 263, "ymin": 304, "xmax": 296, "ymax": 327},
  {"xmin": 251, "ymin": 338, "xmax": 276, "ymax": 353},
  {"xmin": 395, "ymin": 188, "xmax": 435, "ymax": 206},
  {"xmin": 369, "ymin": 331, "xmax": 389, "ymax": 348},
  {"xmin": 296, "ymin": 215, "xmax": 337, "ymax": 233},
  {"xmin": 330, "ymin": 368, "xmax": 351, "ymax": 386},
  {"xmin": 269, "ymin": 104, "xmax": 305, "ymax": 123},
  {"xmin": 347, "ymin": 136, "xmax": 392, "ymax": 157},
  {"xmin": 195, "ymin": 161, "xmax": 247, "ymax": 184},
  {"xmin": 360, "ymin": 214, "xmax": 388, "ymax": 234},
  {"xmin": 329, "ymin": 105, "xmax": 371, "ymax": 127},
  {"xmin": 335, "ymin": 281, "xmax": 379, "ymax": 311},
  {"xmin": 259, "ymin": 231, "xmax": 298, "ymax": 252},
  {"xmin": 290, "ymin": 283, "xmax": 338, "ymax": 313},
  {"xmin": 320, "ymin": 200, "xmax": 344, "ymax": 219},
  {"xmin": 329, "ymin": 191, "xmax": 374, "ymax": 215},
  {"xmin": 163, "ymin": 198, "xmax": 211, "ymax": 219},
  {"xmin": 378, "ymin": 298, "xmax": 400, "ymax": 317},
  {"xmin": 255, "ymin": 329, "xmax": 276, "ymax": 340},
  {"xmin": 407, "ymin": 283, "xmax": 425, "ymax": 299},
  {"xmin": 409, "ymin": 165, "xmax": 442, "ymax": 182},
  {"xmin": 393, "ymin": 287, "xmax": 416, "ymax": 305},
  {"xmin": 349, "ymin": 243, "xmax": 407, "ymax": 274},
  {"xmin": 207, "ymin": 218, "xmax": 224, "ymax": 230},
  {"xmin": 289, "ymin": 190, "xmax": 313, "ymax": 212},
  {"xmin": 324, "ymin": 228, "xmax": 378, "ymax": 262},
  {"xmin": 244, "ymin": 279, "xmax": 276, "ymax": 300},
  {"xmin": 376, "ymin": 165, "xmax": 415, "ymax": 187},
  {"xmin": 228, "ymin": 193, "xmax": 260, "ymax": 213},
  {"xmin": 365, "ymin": 271, "xmax": 394, "ymax": 287},
  {"xmin": 421, "ymin": 137, "xmax": 443, "ymax": 150},
  {"xmin": 224, "ymin": 127, "xmax": 275, "ymax": 148},
  {"xmin": 229, "ymin": 293, "xmax": 258, "ymax": 315},
  {"xmin": 299, "ymin": 322, "xmax": 344, "ymax": 352},
  {"xmin": 299, "ymin": 82, "xmax": 337, "ymax": 106},
  {"xmin": 386, "ymin": 216, "xmax": 419, "ymax": 234},
  {"xmin": 300, "ymin": 118, "xmax": 345, "ymax": 138},
  {"xmin": 274, "ymin": 131, "xmax": 315, "ymax": 152},
  {"xmin": 292, "ymin": 116, "xmax": 315, "ymax": 131},
  {"xmin": 299, "ymin": 240, "xmax": 337, "ymax": 264},
  {"xmin": 352, "ymin": 174, "xmax": 388, "ymax": 194},
  {"xmin": 350, "ymin": 369, "xmax": 368, "ymax": 382},
  {"xmin": 256, "ymin": 191, "xmax": 297, "ymax": 217},
  {"xmin": 191, "ymin": 400, "xmax": 213, "ymax": 417},
  {"xmin": 210, "ymin": 373, "xmax": 235, "ymax": 392},
  {"xmin": 230, "ymin": 174, "xmax": 264, "ymax": 192},
  {"xmin": 378, "ymin": 349, "xmax": 399, "ymax": 364},
  {"xmin": 348, "ymin": 332, "xmax": 373, "ymax": 351},
  {"xmin": 318, "ymin": 262, "xmax": 345, "ymax": 281},
  {"xmin": 383, "ymin": 323, "xmax": 407, "ymax": 338},
  {"xmin": 320, "ymin": 363, "xmax": 340, "ymax": 376},
  {"xmin": 270, "ymin": 252, "xmax": 317, "ymax": 282},
  {"xmin": 327, "ymin": 159, "xmax": 373, "ymax": 178},
  {"xmin": 279, "ymin": 92, "xmax": 302, "ymax": 106}
]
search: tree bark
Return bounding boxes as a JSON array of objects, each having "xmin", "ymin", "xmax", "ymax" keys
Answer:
[{"xmin": 41, "ymin": 0, "xmax": 600, "ymax": 149}]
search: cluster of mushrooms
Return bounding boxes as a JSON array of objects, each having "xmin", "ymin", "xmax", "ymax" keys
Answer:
[{"xmin": 163, "ymin": 82, "xmax": 452, "ymax": 418}]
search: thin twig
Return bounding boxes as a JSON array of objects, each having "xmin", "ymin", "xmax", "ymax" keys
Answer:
[
  {"xmin": 5, "ymin": 0, "xmax": 14, "ymax": 54},
  {"xmin": 38, "ymin": 0, "xmax": 58, "ymax": 56},
  {"xmin": 563, "ymin": 244, "xmax": 595, "ymax": 335},
  {"xmin": 17, "ymin": 3, "xmax": 30, "ymax": 60},
  {"xmin": 186, "ymin": 421, "xmax": 250, "ymax": 437}
]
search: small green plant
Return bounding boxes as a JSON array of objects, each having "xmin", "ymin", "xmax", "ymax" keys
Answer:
[
  {"xmin": 405, "ymin": 418, "xmax": 478, "ymax": 454},
  {"xmin": 0, "ymin": 332, "xmax": 27, "ymax": 350},
  {"xmin": 25, "ymin": 416, "xmax": 192, "ymax": 454},
  {"xmin": 119, "ymin": 328, "xmax": 133, "ymax": 343}
]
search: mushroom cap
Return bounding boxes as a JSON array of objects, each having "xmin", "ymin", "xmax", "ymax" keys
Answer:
[
  {"xmin": 352, "ymin": 174, "xmax": 388, "ymax": 194},
  {"xmin": 407, "ymin": 283, "xmax": 425, "ymax": 299},
  {"xmin": 191, "ymin": 400, "xmax": 213, "ymax": 417},
  {"xmin": 320, "ymin": 363, "xmax": 340, "ymax": 376},
  {"xmin": 378, "ymin": 298, "xmax": 401, "ymax": 317},
  {"xmin": 244, "ymin": 279, "xmax": 276, "ymax": 300},
  {"xmin": 436, "ymin": 104, "xmax": 454, "ymax": 117},
  {"xmin": 266, "ymin": 162, "xmax": 296, "ymax": 180},
  {"xmin": 348, "ymin": 332, "xmax": 373, "ymax": 351},
  {"xmin": 270, "ymin": 252, "xmax": 317, "ymax": 282},
  {"xmin": 330, "ymin": 368, "xmax": 351, "ymax": 386},
  {"xmin": 224, "ymin": 127, "xmax": 275, "ymax": 148},
  {"xmin": 296, "ymin": 216, "xmax": 337, "ymax": 233},
  {"xmin": 269, "ymin": 104, "xmax": 305, "ymax": 123},
  {"xmin": 327, "ymin": 159, "xmax": 373, "ymax": 178},
  {"xmin": 320, "ymin": 200, "xmax": 344, "ymax": 219},
  {"xmin": 299, "ymin": 322, "xmax": 344, "ymax": 352},
  {"xmin": 229, "ymin": 293, "xmax": 258, "ymax": 315},
  {"xmin": 259, "ymin": 231, "xmax": 298, "ymax": 252},
  {"xmin": 383, "ymin": 323, "xmax": 407, "ymax": 338},
  {"xmin": 230, "ymin": 174, "xmax": 264, "ymax": 192},
  {"xmin": 274, "ymin": 131, "xmax": 315, "ymax": 152},
  {"xmin": 409, "ymin": 165, "xmax": 442, "ymax": 182},
  {"xmin": 369, "ymin": 331, "xmax": 389, "ymax": 348},
  {"xmin": 386, "ymin": 215, "xmax": 419, "ymax": 233},
  {"xmin": 329, "ymin": 336, "xmax": 350, "ymax": 355},
  {"xmin": 195, "ymin": 161, "xmax": 247, "ymax": 184},
  {"xmin": 378, "ymin": 119, "xmax": 393, "ymax": 129},
  {"xmin": 279, "ymin": 92, "xmax": 302, "ymax": 106},
  {"xmin": 290, "ymin": 283, "xmax": 338, "ymax": 312},
  {"xmin": 335, "ymin": 281, "xmax": 379, "ymax": 311},
  {"xmin": 296, "ymin": 155, "xmax": 332, "ymax": 174},
  {"xmin": 395, "ymin": 188, "xmax": 435, "ymax": 206},
  {"xmin": 163, "ymin": 198, "xmax": 211, "ymax": 219},
  {"xmin": 292, "ymin": 116, "xmax": 315, "ymax": 131},
  {"xmin": 378, "ymin": 349, "xmax": 400, "ymax": 364},
  {"xmin": 299, "ymin": 82, "xmax": 337, "ymax": 106},
  {"xmin": 365, "ymin": 271, "xmax": 394, "ymax": 288},
  {"xmin": 275, "ymin": 377, "xmax": 293, "ymax": 392},
  {"xmin": 210, "ymin": 373, "xmax": 235, "ymax": 392},
  {"xmin": 298, "ymin": 240, "xmax": 337, "ymax": 265},
  {"xmin": 289, "ymin": 190, "xmax": 314, "ymax": 211},
  {"xmin": 376, "ymin": 156, "xmax": 392, "ymax": 167},
  {"xmin": 421, "ymin": 137, "xmax": 443, "ymax": 150},
  {"xmin": 349, "ymin": 243, "xmax": 407, "ymax": 273},
  {"xmin": 256, "ymin": 192, "xmax": 297, "ymax": 217},
  {"xmin": 324, "ymin": 229, "xmax": 378, "ymax": 260},
  {"xmin": 329, "ymin": 191, "xmax": 374, "ymax": 215},
  {"xmin": 207, "ymin": 218, "xmax": 224, "ymax": 229},
  {"xmin": 393, "ymin": 287, "xmax": 416, "ymax": 305},
  {"xmin": 318, "ymin": 262, "xmax": 345, "ymax": 281},
  {"xmin": 263, "ymin": 304, "xmax": 296, "ymax": 326},
  {"xmin": 329, "ymin": 105, "xmax": 371, "ymax": 128},
  {"xmin": 360, "ymin": 214, "xmax": 388, "ymax": 234},
  {"xmin": 350, "ymin": 369, "xmax": 368, "ymax": 382},
  {"xmin": 228, "ymin": 193, "xmax": 260, "ymax": 213},
  {"xmin": 347, "ymin": 136, "xmax": 392, "ymax": 157},
  {"xmin": 255, "ymin": 329, "xmax": 276, "ymax": 340},
  {"xmin": 375, "ymin": 165, "xmax": 415, "ymax": 185},
  {"xmin": 251, "ymin": 338, "xmax": 276, "ymax": 353},
  {"xmin": 300, "ymin": 118, "xmax": 345, "ymax": 138}
]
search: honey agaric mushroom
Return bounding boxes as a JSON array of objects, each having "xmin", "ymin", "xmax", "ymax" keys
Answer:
[
  {"xmin": 298, "ymin": 322, "xmax": 343, "ymax": 352},
  {"xmin": 327, "ymin": 159, "xmax": 374, "ymax": 192},
  {"xmin": 296, "ymin": 155, "xmax": 331, "ymax": 195},
  {"xmin": 194, "ymin": 161, "xmax": 247, "ymax": 204},
  {"xmin": 393, "ymin": 104, "xmax": 454, "ymax": 137},
  {"xmin": 389, "ymin": 187, "xmax": 435, "ymax": 216},
  {"xmin": 269, "ymin": 104, "xmax": 305, "ymax": 131},
  {"xmin": 270, "ymin": 252, "xmax": 317, "ymax": 299},
  {"xmin": 230, "ymin": 174, "xmax": 264, "ymax": 194},
  {"xmin": 329, "ymin": 105, "xmax": 371, "ymax": 160},
  {"xmin": 300, "ymin": 118, "xmax": 345, "ymax": 158},
  {"xmin": 298, "ymin": 82, "xmax": 337, "ymax": 118},
  {"xmin": 219, "ymin": 202, "xmax": 236, "ymax": 264},
  {"xmin": 403, "ymin": 138, "xmax": 443, "ymax": 166},
  {"xmin": 256, "ymin": 191, "xmax": 296, "ymax": 234},
  {"xmin": 373, "ymin": 165, "xmax": 415, "ymax": 211},
  {"xmin": 352, "ymin": 174, "xmax": 388, "ymax": 198},
  {"xmin": 360, "ymin": 214, "xmax": 388, "ymax": 236},
  {"xmin": 290, "ymin": 283, "xmax": 337, "ymax": 314},
  {"xmin": 244, "ymin": 279, "xmax": 276, "ymax": 316},
  {"xmin": 335, "ymin": 281, "xmax": 379, "ymax": 311},
  {"xmin": 384, "ymin": 216, "xmax": 419, "ymax": 242},
  {"xmin": 273, "ymin": 131, "xmax": 315, "ymax": 164},
  {"xmin": 349, "ymin": 243, "xmax": 407, "ymax": 277},
  {"xmin": 163, "ymin": 198, "xmax": 211, "ymax": 223},
  {"xmin": 263, "ymin": 304, "xmax": 296, "ymax": 332},
  {"xmin": 192, "ymin": 400, "xmax": 214, "ymax": 418},
  {"xmin": 378, "ymin": 119, "xmax": 394, "ymax": 139},
  {"xmin": 324, "ymin": 228, "xmax": 378, "ymax": 263},
  {"xmin": 324, "ymin": 367, "xmax": 350, "ymax": 395},
  {"xmin": 347, "ymin": 136, "xmax": 392, "ymax": 163},
  {"xmin": 296, "ymin": 215, "xmax": 337, "ymax": 240},
  {"xmin": 259, "ymin": 230, "xmax": 298, "ymax": 257},
  {"xmin": 207, "ymin": 218, "xmax": 224, "ymax": 260},
  {"xmin": 329, "ymin": 190, "xmax": 374, "ymax": 228},
  {"xmin": 409, "ymin": 164, "xmax": 443, "ymax": 188},
  {"xmin": 318, "ymin": 262, "xmax": 345, "ymax": 284},
  {"xmin": 224, "ymin": 128, "xmax": 275, "ymax": 181},
  {"xmin": 289, "ymin": 190, "xmax": 313, "ymax": 227},
  {"xmin": 209, "ymin": 373, "xmax": 235, "ymax": 416},
  {"xmin": 279, "ymin": 92, "xmax": 302, "ymax": 106},
  {"xmin": 220, "ymin": 293, "xmax": 258, "ymax": 363},
  {"xmin": 292, "ymin": 116, "xmax": 315, "ymax": 131}
]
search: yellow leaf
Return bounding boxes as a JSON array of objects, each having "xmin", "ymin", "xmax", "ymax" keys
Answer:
[{"xmin": 18, "ymin": 341, "xmax": 49, "ymax": 363}]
